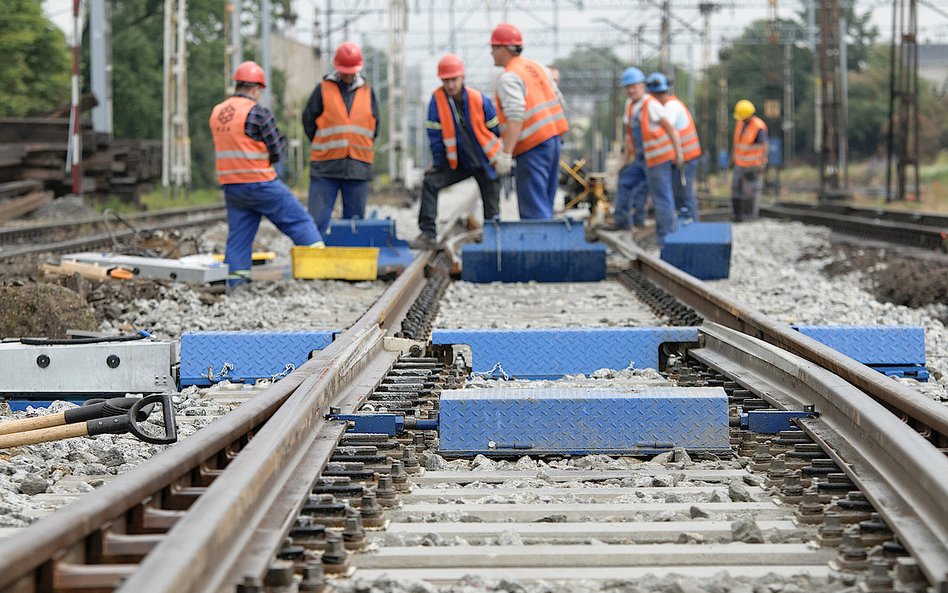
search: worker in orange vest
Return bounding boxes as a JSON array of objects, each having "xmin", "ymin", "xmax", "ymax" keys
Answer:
[
  {"xmin": 730, "ymin": 99, "xmax": 768, "ymax": 221},
  {"xmin": 302, "ymin": 42, "xmax": 380, "ymax": 236},
  {"xmin": 646, "ymin": 72, "xmax": 702, "ymax": 223},
  {"xmin": 490, "ymin": 23, "xmax": 569, "ymax": 220},
  {"xmin": 414, "ymin": 54, "xmax": 502, "ymax": 248},
  {"xmin": 209, "ymin": 61, "xmax": 323, "ymax": 288},
  {"xmin": 609, "ymin": 67, "xmax": 684, "ymax": 247}
]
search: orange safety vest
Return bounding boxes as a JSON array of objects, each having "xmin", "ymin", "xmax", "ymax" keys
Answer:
[
  {"xmin": 628, "ymin": 95, "xmax": 675, "ymax": 168},
  {"xmin": 209, "ymin": 96, "xmax": 277, "ymax": 185},
  {"xmin": 495, "ymin": 57, "xmax": 569, "ymax": 156},
  {"xmin": 433, "ymin": 87, "xmax": 501, "ymax": 169},
  {"xmin": 310, "ymin": 81, "xmax": 376, "ymax": 164},
  {"xmin": 733, "ymin": 115, "xmax": 768, "ymax": 168},
  {"xmin": 666, "ymin": 95, "xmax": 702, "ymax": 162}
]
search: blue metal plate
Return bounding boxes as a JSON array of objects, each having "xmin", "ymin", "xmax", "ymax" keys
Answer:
[
  {"xmin": 439, "ymin": 386, "xmax": 729, "ymax": 455},
  {"xmin": 793, "ymin": 325, "xmax": 926, "ymax": 366},
  {"xmin": 461, "ymin": 220, "xmax": 606, "ymax": 283},
  {"xmin": 660, "ymin": 222, "xmax": 732, "ymax": 280},
  {"xmin": 432, "ymin": 327, "xmax": 699, "ymax": 378},
  {"xmin": 179, "ymin": 331, "xmax": 336, "ymax": 386}
]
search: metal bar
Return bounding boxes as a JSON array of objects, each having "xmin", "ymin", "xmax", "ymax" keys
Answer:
[{"xmin": 691, "ymin": 323, "xmax": 948, "ymax": 591}]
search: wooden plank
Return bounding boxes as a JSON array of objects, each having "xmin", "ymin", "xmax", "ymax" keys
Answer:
[
  {"xmin": 0, "ymin": 191, "xmax": 53, "ymax": 221},
  {"xmin": 0, "ymin": 180, "xmax": 41, "ymax": 199}
]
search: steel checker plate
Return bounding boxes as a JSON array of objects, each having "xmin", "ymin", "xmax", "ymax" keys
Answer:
[
  {"xmin": 793, "ymin": 325, "xmax": 926, "ymax": 366},
  {"xmin": 431, "ymin": 327, "xmax": 699, "ymax": 378},
  {"xmin": 179, "ymin": 331, "xmax": 336, "ymax": 386},
  {"xmin": 439, "ymin": 386, "xmax": 729, "ymax": 454}
]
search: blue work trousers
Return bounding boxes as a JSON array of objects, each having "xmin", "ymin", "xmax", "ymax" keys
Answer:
[
  {"xmin": 672, "ymin": 159, "xmax": 699, "ymax": 221},
  {"xmin": 626, "ymin": 160, "xmax": 677, "ymax": 247},
  {"xmin": 613, "ymin": 161, "xmax": 647, "ymax": 228},
  {"xmin": 513, "ymin": 136, "xmax": 561, "ymax": 220},
  {"xmin": 308, "ymin": 176, "xmax": 370, "ymax": 236},
  {"xmin": 224, "ymin": 179, "xmax": 321, "ymax": 278}
]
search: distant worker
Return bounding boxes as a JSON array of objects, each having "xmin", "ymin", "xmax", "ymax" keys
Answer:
[
  {"xmin": 490, "ymin": 23, "xmax": 569, "ymax": 220},
  {"xmin": 302, "ymin": 42, "xmax": 380, "ymax": 236},
  {"xmin": 209, "ymin": 61, "xmax": 323, "ymax": 288},
  {"xmin": 730, "ymin": 99, "xmax": 768, "ymax": 221},
  {"xmin": 415, "ymin": 54, "xmax": 502, "ymax": 248},
  {"xmin": 646, "ymin": 72, "xmax": 701, "ymax": 223},
  {"xmin": 609, "ymin": 67, "xmax": 684, "ymax": 247}
]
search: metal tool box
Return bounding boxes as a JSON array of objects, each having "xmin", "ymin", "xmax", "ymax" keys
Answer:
[
  {"xmin": 61, "ymin": 253, "xmax": 229, "ymax": 284},
  {"xmin": 323, "ymin": 218, "xmax": 413, "ymax": 276}
]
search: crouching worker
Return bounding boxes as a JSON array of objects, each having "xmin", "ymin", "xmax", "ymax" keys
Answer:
[
  {"xmin": 415, "ymin": 54, "xmax": 502, "ymax": 248},
  {"xmin": 210, "ymin": 61, "xmax": 323, "ymax": 287}
]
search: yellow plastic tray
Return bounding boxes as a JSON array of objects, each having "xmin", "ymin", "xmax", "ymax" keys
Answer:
[{"xmin": 291, "ymin": 246, "xmax": 379, "ymax": 280}]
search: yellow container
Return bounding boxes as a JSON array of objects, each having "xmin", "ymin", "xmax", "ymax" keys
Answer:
[{"xmin": 291, "ymin": 246, "xmax": 379, "ymax": 281}]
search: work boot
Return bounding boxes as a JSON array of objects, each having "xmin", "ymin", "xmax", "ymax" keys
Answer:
[{"xmin": 410, "ymin": 232, "xmax": 437, "ymax": 249}]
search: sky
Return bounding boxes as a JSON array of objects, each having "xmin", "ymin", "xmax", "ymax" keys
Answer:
[{"xmin": 42, "ymin": 0, "xmax": 948, "ymax": 97}]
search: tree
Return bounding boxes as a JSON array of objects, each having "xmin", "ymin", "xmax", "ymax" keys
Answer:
[{"xmin": 0, "ymin": 0, "xmax": 71, "ymax": 116}]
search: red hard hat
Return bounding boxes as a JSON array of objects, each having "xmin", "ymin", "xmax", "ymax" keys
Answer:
[
  {"xmin": 333, "ymin": 42, "xmax": 364, "ymax": 75},
  {"xmin": 233, "ymin": 61, "xmax": 266, "ymax": 88},
  {"xmin": 437, "ymin": 54, "xmax": 465, "ymax": 79},
  {"xmin": 490, "ymin": 23, "xmax": 523, "ymax": 46}
]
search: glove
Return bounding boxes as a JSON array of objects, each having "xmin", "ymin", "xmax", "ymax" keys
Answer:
[
  {"xmin": 309, "ymin": 241, "xmax": 325, "ymax": 248},
  {"xmin": 492, "ymin": 152, "xmax": 513, "ymax": 177}
]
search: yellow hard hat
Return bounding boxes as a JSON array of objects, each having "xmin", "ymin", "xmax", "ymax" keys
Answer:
[{"xmin": 733, "ymin": 99, "xmax": 755, "ymax": 120}]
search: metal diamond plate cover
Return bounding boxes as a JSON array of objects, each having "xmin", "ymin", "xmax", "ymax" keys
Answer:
[
  {"xmin": 461, "ymin": 220, "xmax": 606, "ymax": 283},
  {"xmin": 324, "ymin": 218, "xmax": 405, "ymax": 247},
  {"xmin": 432, "ymin": 327, "xmax": 699, "ymax": 378},
  {"xmin": 793, "ymin": 325, "xmax": 926, "ymax": 365},
  {"xmin": 180, "ymin": 331, "xmax": 336, "ymax": 386},
  {"xmin": 439, "ymin": 386, "xmax": 729, "ymax": 454},
  {"xmin": 660, "ymin": 222, "xmax": 732, "ymax": 280}
]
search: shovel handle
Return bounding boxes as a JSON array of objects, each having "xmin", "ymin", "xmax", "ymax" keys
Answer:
[
  {"xmin": 0, "ymin": 423, "xmax": 88, "ymax": 449},
  {"xmin": 0, "ymin": 412, "xmax": 66, "ymax": 436}
]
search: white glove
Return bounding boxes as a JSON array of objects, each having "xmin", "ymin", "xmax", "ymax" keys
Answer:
[{"xmin": 492, "ymin": 152, "xmax": 513, "ymax": 176}]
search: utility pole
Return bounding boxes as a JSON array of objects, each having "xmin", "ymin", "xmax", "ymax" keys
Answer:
[
  {"xmin": 716, "ymin": 45, "xmax": 729, "ymax": 176},
  {"xmin": 66, "ymin": 0, "xmax": 84, "ymax": 196},
  {"xmin": 261, "ymin": 0, "xmax": 272, "ymax": 107},
  {"xmin": 89, "ymin": 0, "xmax": 112, "ymax": 136},
  {"xmin": 887, "ymin": 0, "xmax": 920, "ymax": 201},
  {"xmin": 817, "ymin": 0, "xmax": 846, "ymax": 201},
  {"xmin": 659, "ymin": 1, "xmax": 671, "ymax": 73},
  {"xmin": 162, "ymin": 0, "xmax": 191, "ymax": 192},
  {"xmin": 387, "ymin": 0, "xmax": 407, "ymax": 186},
  {"xmin": 697, "ymin": 2, "xmax": 719, "ymax": 189}
]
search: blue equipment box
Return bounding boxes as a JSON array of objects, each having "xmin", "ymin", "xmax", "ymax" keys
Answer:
[
  {"xmin": 438, "ymin": 386, "xmax": 729, "ymax": 455},
  {"xmin": 794, "ymin": 324, "xmax": 928, "ymax": 381},
  {"xmin": 323, "ymin": 218, "xmax": 413, "ymax": 276},
  {"xmin": 461, "ymin": 220, "xmax": 606, "ymax": 283},
  {"xmin": 179, "ymin": 331, "xmax": 336, "ymax": 386},
  {"xmin": 660, "ymin": 222, "xmax": 732, "ymax": 280},
  {"xmin": 432, "ymin": 327, "xmax": 699, "ymax": 379}
]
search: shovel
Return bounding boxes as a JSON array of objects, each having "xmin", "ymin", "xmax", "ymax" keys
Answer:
[
  {"xmin": 0, "ymin": 397, "xmax": 152, "ymax": 436},
  {"xmin": 0, "ymin": 394, "xmax": 177, "ymax": 448}
]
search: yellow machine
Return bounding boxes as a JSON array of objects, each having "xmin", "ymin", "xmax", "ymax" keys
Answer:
[{"xmin": 559, "ymin": 159, "xmax": 610, "ymax": 217}]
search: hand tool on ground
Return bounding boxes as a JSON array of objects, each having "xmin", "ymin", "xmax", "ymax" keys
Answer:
[
  {"xmin": 0, "ymin": 393, "xmax": 177, "ymax": 448},
  {"xmin": 679, "ymin": 167, "xmax": 687, "ymax": 188},
  {"xmin": 0, "ymin": 397, "xmax": 153, "ymax": 436}
]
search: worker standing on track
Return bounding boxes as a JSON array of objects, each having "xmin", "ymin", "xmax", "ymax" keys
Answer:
[
  {"xmin": 209, "ymin": 61, "xmax": 323, "ymax": 288},
  {"xmin": 490, "ymin": 23, "xmax": 569, "ymax": 220},
  {"xmin": 609, "ymin": 67, "xmax": 684, "ymax": 247},
  {"xmin": 302, "ymin": 42, "xmax": 380, "ymax": 236},
  {"xmin": 646, "ymin": 72, "xmax": 702, "ymax": 223},
  {"xmin": 730, "ymin": 99, "xmax": 768, "ymax": 222},
  {"xmin": 415, "ymin": 54, "xmax": 502, "ymax": 248}
]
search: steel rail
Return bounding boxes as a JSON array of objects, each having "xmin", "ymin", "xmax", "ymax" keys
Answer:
[
  {"xmin": 690, "ymin": 323, "xmax": 948, "ymax": 590},
  {"xmin": 0, "ymin": 250, "xmax": 435, "ymax": 592},
  {"xmin": 0, "ymin": 213, "xmax": 228, "ymax": 260},
  {"xmin": 759, "ymin": 204, "xmax": 948, "ymax": 251},
  {"xmin": 600, "ymin": 233, "xmax": 948, "ymax": 446},
  {"xmin": 770, "ymin": 200, "xmax": 948, "ymax": 229}
]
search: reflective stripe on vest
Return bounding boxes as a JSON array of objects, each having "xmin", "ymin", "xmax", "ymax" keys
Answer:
[
  {"xmin": 433, "ymin": 87, "xmax": 501, "ymax": 169},
  {"xmin": 733, "ymin": 116, "xmax": 767, "ymax": 168},
  {"xmin": 494, "ymin": 57, "xmax": 569, "ymax": 156},
  {"xmin": 667, "ymin": 96, "xmax": 702, "ymax": 162},
  {"xmin": 310, "ymin": 82, "xmax": 377, "ymax": 164},
  {"xmin": 209, "ymin": 96, "xmax": 277, "ymax": 185},
  {"xmin": 630, "ymin": 95, "xmax": 674, "ymax": 168}
]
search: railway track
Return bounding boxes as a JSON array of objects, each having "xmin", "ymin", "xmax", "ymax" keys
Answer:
[
  {"xmin": 0, "ymin": 203, "xmax": 227, "ymax": 260},
  {"xmin": 0, "ymin": 216, "xmax": 946, "ymax": 593}
]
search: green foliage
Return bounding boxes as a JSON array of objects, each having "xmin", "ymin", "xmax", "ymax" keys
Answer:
[{"xmin": 0, "ymin": 0, "xmax": 71, "ymax": 116}]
